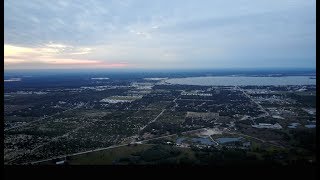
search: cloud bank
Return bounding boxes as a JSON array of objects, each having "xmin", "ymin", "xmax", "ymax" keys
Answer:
[{"xmin": 4, "ymin": 0, "xmax": 316, "ymax": 69}]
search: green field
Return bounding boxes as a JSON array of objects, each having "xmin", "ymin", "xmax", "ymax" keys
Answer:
[
  {"xmin": 68, "ymin": 144, "xmax": 154, "ymax": 165},
  {"xmin": 56, "ymin": 144, "xmax": 197, "ymax": 165}
]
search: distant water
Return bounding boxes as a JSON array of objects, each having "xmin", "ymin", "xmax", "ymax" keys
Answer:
[
  {"xmin": 191, "ymin": 137, "xmax": 214, "ymax": 145},
  {"xmin": 216, "ymin": 137, "xmax": 243, "ymax": 144},
  {"xmin": 176, "ymin": 137, "xmax": 214, "ymax": 145},
  {"xmin": 176, "ymin": 137, "xmax": 186, "ymax": 144},
  {"xmin": 305, "ymin": 124, "xmax": 316, "ymax": 128},
  {"xmin": 288, "ymin": 123, "xmax": 301, "ymax": 129},
  {"xmin": 165, "ymin": 76, "xmax": 316, "ymax": 86}
]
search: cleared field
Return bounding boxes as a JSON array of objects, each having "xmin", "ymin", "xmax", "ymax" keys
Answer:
[
  {"xmin": 156, "ymin": 110, "xmax": 186, "ymax": 123},
  {"xmin": 146, "ymin": 101, "xmax": 172, "ymax": 109},
  {"xmin": 186, "ymin": 112, "xmax": 219, "ymax": 119},
  {"xmin": 62, "ymin": 144, "xmax": 197, "ymax": 165},
  {"xmin": 108, "ymin": 95, "xmax": 143, "ymax": 100},
  {"xmin": 66, "ymin": 144, "xmax": 154, "ymax": 165},
  {"xmin": 4, "ymin": 105, "xmax": 33, "ymax": 113}
]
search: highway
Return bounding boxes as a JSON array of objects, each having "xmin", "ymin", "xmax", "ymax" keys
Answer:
[
  {"xmin": 23, "ymin": 127, "xmax": 207, "ymax": 165},
  {"xmin": 236, "ymin": 86, "xmax": 270, "ymax": 117},
  {"xmin": 139, "ymin": 109, "xmax": 166, "ymax": 131}
]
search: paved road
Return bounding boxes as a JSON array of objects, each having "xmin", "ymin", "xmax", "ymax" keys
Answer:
[
  {"xmin": 24, "ymin": 143, "xmax": 130, "ymax": 165},
  {"xmin": 21, "ymin": 103, "xmax": 168, "ymax": 165},
  {"xmin": 23, "ymin": 126, "xmax": 286, "ymax": 165},
  {"xmin": 24, "ymin": 127, "xmax": 207, "ymax": 165},
  {"xmin": 176, "ymin": 99, "xmax": 216, "ymax": 102},
  {"xmin": 236, "ymin": 86, "xmax": 270, "ymax": 117},
  {"xmin": 208, "ymin": 135, "xmax": 219, "ymax": 146},
  {"xmin": 24, "ymin": 134, "xmax": 177, "ymax": 165},
  {"xmin": 171, "ymin": 96, "xmax": 180, "ymax": 110},
  {"xmin": 139, "ymin": 109, "xmax": 166, "ymax": 131},
  {"xmin": 30, "ymin": 124, "xmax": 85, "ymax": 153},
  {"xmin": 8, "ymin": 117, "xmax": 90, "ymax": 164}
]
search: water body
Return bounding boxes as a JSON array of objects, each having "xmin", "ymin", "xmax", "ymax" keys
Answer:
[
  {"xmin": 305, "ymin": 124, "xmax": 316, "ymax": 128},
  {"xmin": 176, "ymin": 137, "xmax": 186, "ymax": 144},
  {"xmin": 91, "ymin": 77, "xmax": 109, "ymax": 80},
  {"xmin": 165, "ymin": 76, "xmax": 316, "ymax": 86},
  {"xmin": 191, "ymin": 137, "xmax": 214, "ymax": 145},
  {"xmin": 215, "ymin": 137, "xmax": 243, "ymax": 144},
  {"xmin": 288, "ymin": 123, "xmax": 301, "ymax": 129},
  {"xmin": 176, "ymin": 137, "xmax": 214, "ymax": 145}
]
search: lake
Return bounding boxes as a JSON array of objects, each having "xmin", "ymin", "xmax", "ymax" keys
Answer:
[
  {"xmin": 176, "ymin": 137, "xmax": 214, "ymax": 145},
  {"xmin": 215, "ymin": 137, "xmax": 243, "ymax": 144},
  {"xmin": 165, "ymin": 76, "xmax": 316, "ymax": 86},
  {"xmin": 288, "ymin": 123, "xmax": 301, "ymax": 129},
  {"xmin": 191, "ymin": 137, "xmax": 214, "ymax": 145},
  {"xmin": 305, "ymin": 124, "xmax": 316, "ymax": 128}
]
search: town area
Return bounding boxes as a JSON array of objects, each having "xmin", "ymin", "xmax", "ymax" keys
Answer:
[{"xmin": 4, "ymin": 76, "xmax": 316, "ymax": 165}]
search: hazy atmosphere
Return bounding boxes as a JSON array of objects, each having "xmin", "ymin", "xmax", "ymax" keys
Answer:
[
  {"xmin": 4, "ymin": 0, "xmax": 316, "ymax": 69},
  {"xmin": 4, "ymin": 0, "xmax": 317, "ymax": 170}
]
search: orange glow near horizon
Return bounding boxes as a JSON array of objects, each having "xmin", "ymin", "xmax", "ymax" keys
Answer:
[{"xmin": 4, "ymin": 44, "xmax": 130, "ymax": 69}]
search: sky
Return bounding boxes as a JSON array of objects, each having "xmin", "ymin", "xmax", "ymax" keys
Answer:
[{"xmin": 4, "ymin": 0, "xmax": 316, "ymax": 70}]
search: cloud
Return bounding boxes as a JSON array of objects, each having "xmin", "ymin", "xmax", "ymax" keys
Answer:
[
  {"xmin": 45, "ymin": 58, "xmax": 100, "ymax": 65},
  {"xmin": 4, "ymin": 44, "xmax": 102, "ymax": 66},
  {"xmin": 69, "ymin": 49, "xmax": 92, "ymax": 55},
  {"xmin": 4, "ymin": 61, "xmax": 129, "ymax": 69},
  {"xmin": 4, "ymin": 0, "xmax": 316, "ymax": 69},
  {"xmin": 46, "ymin": 43, "xmax": 69, "ymax": 48},
  {"xmin": 4, "ymin": 44, "xmax": 37, "ymax": 56},
  {"xmin": 4, "ymin": 43, "xmax": 130, "ymax": 69}
]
